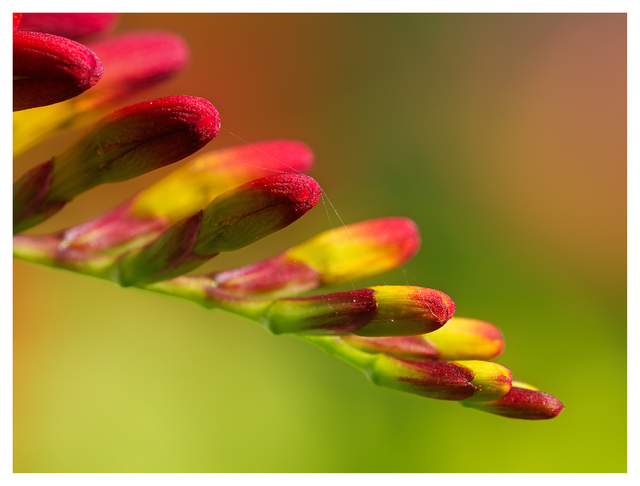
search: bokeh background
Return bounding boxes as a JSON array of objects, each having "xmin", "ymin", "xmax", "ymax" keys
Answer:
[{"xmin": 13, "ymin": 13, "xmax": 626, "ymax": 472}]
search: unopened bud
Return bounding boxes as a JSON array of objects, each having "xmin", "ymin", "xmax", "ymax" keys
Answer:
[
  {"xmin": 284, "ymin": 217, "xmax": 420, "ymax": 286},
  {"xmin": 372, "ymin": 356, "xmax": 512, "ymax": 401},
  {"xmin": 209, "ymin": 217, "xmax": 420, "ymax": 299},
  {"xmin": 13, "ymin": 96, "xmax": 220, "ymax": 233},
  {"xmin": 426, "ymin": 317, "xmax": 505, "ymax": 360},
  {"xmin": 13, "ymin": 30, "xmax": 103, "ymax": 111},
  {"xmin": 113, "ymin": 174, "xmax": 321, "ymax": 286},
  {"xmin": 84, "ymin": 31, "xmax": 190, "ymax": 108},
  {"xmin": 461, "ymin": 381, "xmax": 564, "ymax": 419},
  {"xmin": 192, "ymin": 173, "xmax": 322, "ymax": 255},
  {"xmin": 264, "ymin": 285, "xmax": 455, "ymax": 336},
  {"xmin": 114, "ymin": 212, "xmax": 205, "ymax": 287},
  {"xmin": 340, "ymin": 316, "xmax": 504, "ymax": 362},
  {"xmin": 133, "ymin": 140, "xmax": 315, "ymax": 223}
]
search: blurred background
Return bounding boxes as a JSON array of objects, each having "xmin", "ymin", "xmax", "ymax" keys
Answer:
[{"xmin": 13, "ymin": 13, "xmax": 626, "ymax": 472}]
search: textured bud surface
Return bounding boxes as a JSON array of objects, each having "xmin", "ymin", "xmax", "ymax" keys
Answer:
[
  {"xmin": 192, "ymin": 174, "xmax": 321, "ymax": 254},
  {"xmin": 13, "ymin": 30, "xmax": 103, "ymax": 111}
]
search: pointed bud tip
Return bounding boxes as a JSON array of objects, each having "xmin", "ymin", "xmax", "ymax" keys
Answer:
[
  {"xmin": 462, "ymin": 385, "xmax": 564, "ymax": 420},
  {"xmin": 113, "ymin": 95, "xmax": 220, "ymax": 143},
  {"xmin": 87, "ymin": 31, "xmax": 190, "ymax": 97}
]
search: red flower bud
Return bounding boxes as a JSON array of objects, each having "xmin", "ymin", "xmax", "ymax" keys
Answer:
[{"xmin": 13, "ymin": 30, "xmax": 103, "ymax": 111}]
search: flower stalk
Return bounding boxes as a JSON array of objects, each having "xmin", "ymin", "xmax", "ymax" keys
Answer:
[{"xmin": 12, "ymin": 12, "xmax": 563, "ymax": 420}]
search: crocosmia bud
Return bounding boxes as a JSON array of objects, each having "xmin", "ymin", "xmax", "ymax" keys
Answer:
[
  {"xmin": 461, "ymin": 381, "xmax": 564, "ymax": 419},
  {"xmin": 264, "ymin": 285, "xmax": 455, "ymax": 336},
  {"xmin": 13, "ymin": 30, "xmax": 103, "ymax": 111},
  {"xmin": 192, "ymin": 173, "xmax": 322, "ymax": 255}
]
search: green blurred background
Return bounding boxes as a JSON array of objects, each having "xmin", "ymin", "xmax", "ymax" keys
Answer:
[{"xmin": 13, "ymin": 13, "xmax": 626, "ymax": 472}]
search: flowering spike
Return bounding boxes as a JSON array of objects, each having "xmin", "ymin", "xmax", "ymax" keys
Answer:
[
  {"xmin": 426, "ymin": 317, "xmax": 505, "ymax": 360},
  {"xmin": 13, "ymin": 30, "xmax": 103, "ymax": 111},
  {"xmin": 17, "ymin": 13, "xmax": 119, "ymax": 39},
  {"xmin": 264, "ymin": 286, "xmax": 455, "ymax": 336},
  {"xmin": 13, "ymin": 96, "xmax": 220, "ymax": 233},
  {"xmin": 192, "ymin": 173, "xmax": 322, "ymax": 255},
  {"xmin": 461, "ymin": 382, "xmax": 564, "ymax": 419},
  {"xmin": 208, "ymin": 217, "xmax": 420, "ymax": 299},
  {"xmin": 133, "ymin": 140, "xmax": 315, "ymax": 223}
]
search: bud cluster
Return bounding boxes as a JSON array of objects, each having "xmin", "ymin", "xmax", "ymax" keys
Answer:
[{"xmin": 13, "ymin": 13, "xmax": 563, "ymax": 421}]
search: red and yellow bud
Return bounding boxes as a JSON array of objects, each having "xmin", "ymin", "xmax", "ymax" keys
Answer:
[
  {"xmin": 13, "ymin": 96, "xmax": 220, "ymax": 233},
  {"xmin": 340, "ymin": 317, "xmax": 504, "ymax": 362},
  {"xmin": 426, "ymin": 317, "xmax": 505, "ymax": 360},
  {"xmin": 341, "ymin": 334, "xmax": 440, "ymax": 360},
  {"xmin": 83, "ymin": 31, "xmax": 190, "ymax": 109},
  {"xmin": 358, "ymin": 286, "xmax": 455, "ymax": 336},
  {"xmin": 13, "ymin": 31, "xmax": 192, "ymax": 156},
  {"xmin": 192, "ymin": 173, "xmax": 322, "ymax": 255},
  {"xmin": 461, "ymin": 381, "xmax": 564, "ymax": 419},
  {"xmin": 114, "ymin": 212, "xmax": 206, "ymax": 287},
  {"xmin": 48, "ymin": 95, "xmax": 219, "ymax": 200},
  {"xmin": 133, "ymin": 140, "xmax": 314, "ymax": 223},
  {"xmin": 284, "ymin": 217, "xmax": 420, "ymax": 286},
  {"xmin": 210, "ymin": 254, "xmax": 322, "ymax": 299},
  {"xmin": 13, "ymin": 30, "xmax": 103, "ymax": 111},
  {"xmin": 264, "ymin": 285, "xmax": 455, "ymax": 336},
  {"xmin": 207, "ymin": 217, "xmax": 420, "ymax": 299},
  {"xmin": 112, "ymin": 174, "xmax": 321, "ymax": 286},
  {"xmin": 371, "ymin": 355, "xmax": 511, "ymax": 401},
  {"xmin": 16, "ymin": 13, "xmax": 119, "ymax": 39}
]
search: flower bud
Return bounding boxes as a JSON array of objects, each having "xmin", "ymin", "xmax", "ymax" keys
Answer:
[
  {"xmin": 133, "ymin": 140, "xmax": 315, "ymax": 223},
  {"xmin": 339, "ymin": 316, "xmax": 504, "ymax": 362},
  {"xmin": 284, "ymin": 217, "xmax": 421, "ymax": 286},
  {"xmin": 13, "ymin": 96, "xmax": 220, "ymax": 233},
  {"xmin": 341, "ymin": 334, "xmax": 441, "ymax": 360},
  {"xmin": 371, "ymin": 356, "xmax": 512, "ymax": 401},
  {"xmin": 191, "ymin": 173, "xmax": 322, "ymax": 255},
  {"xmin": 211, "ymin": 254, "xmax": 322, "ymax": 299},
  {"xmin": 208, "ymin": 217, "xmax": 420, "ymax": 299},
  {"xmin": 425, "ymin": 317, "xmax": 505, "ymax": 360},
  {"xmin": 17, "ymin": 13, "xmax": 119, "ymax": 39},
  {"xmin": 84, "ymin": 31, "xmax": 190, "ymax": 108},
  {"xmin": 13, "ymin": 30, "xmax": 103, "ymax": 111},
  {"xmin": 13, "ymin": 160, "xmax": 60, "ymax": 234},
  {"xmin": 264, "ymin": 285, "xmax": 455, "ymax": 336},
  {"xmin": 461, "ymin": 381, "xmax": 564, "ymax": 419},
  {"xmin": 114, "ymin": 212, "xmax": 205, "ymax": 287},
  {"xmin": 112, "ymin": 174, "xmax": 321, "ymax": 286},
  {"xmin": 13, "ymin": 31, "xmax": 192, "ymax": 156}
]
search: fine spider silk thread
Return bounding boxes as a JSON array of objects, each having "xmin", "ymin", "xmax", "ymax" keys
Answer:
[{"xmin": 221, "ymin": 127, "xmax": 390, "ymax": 288}]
